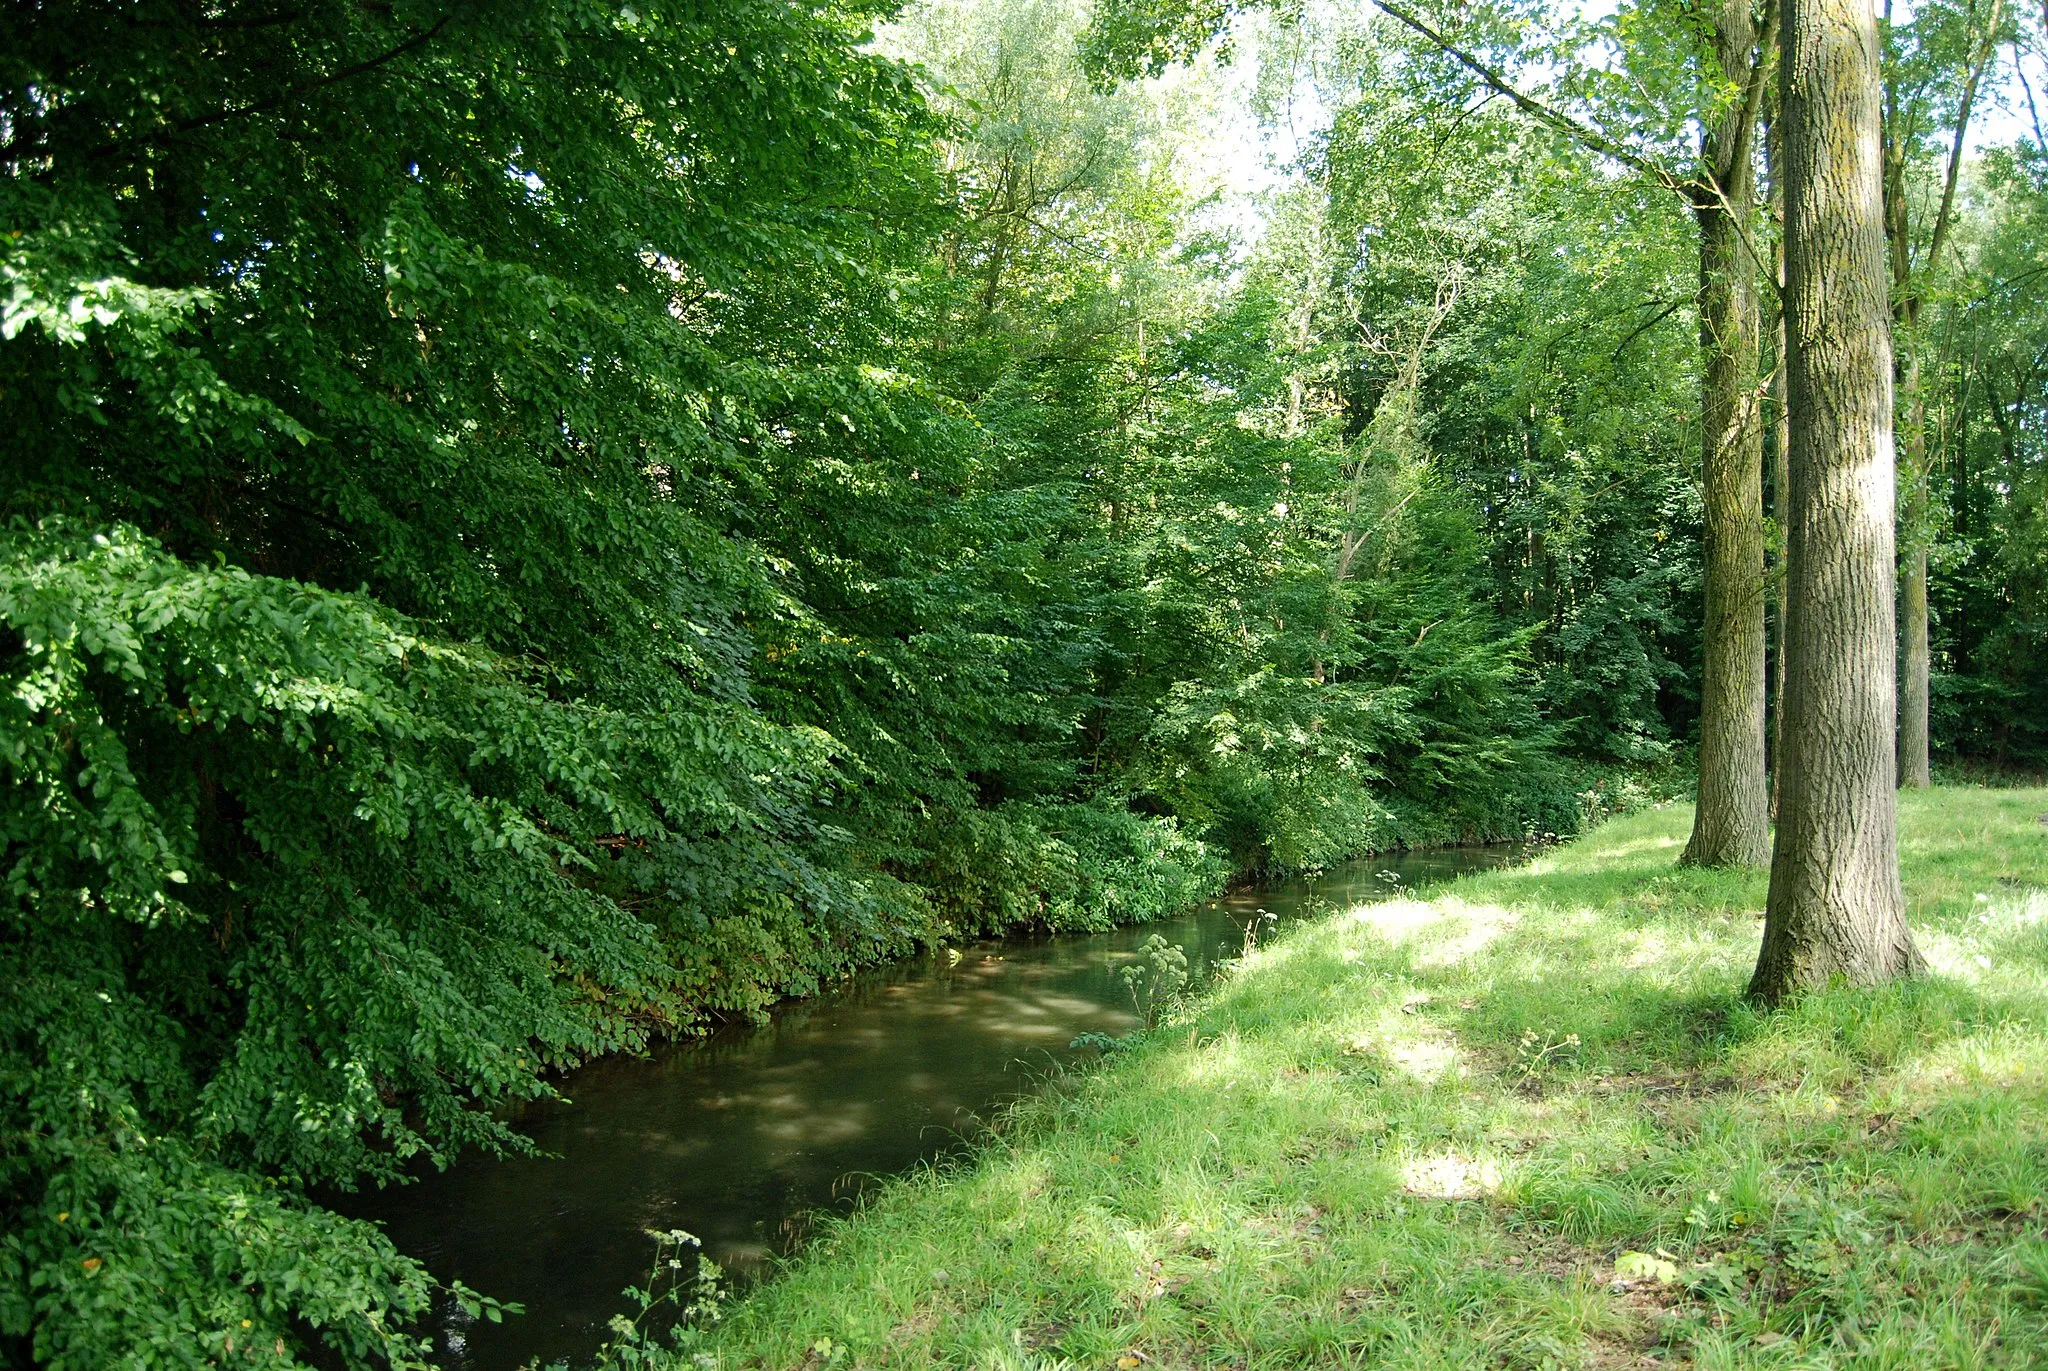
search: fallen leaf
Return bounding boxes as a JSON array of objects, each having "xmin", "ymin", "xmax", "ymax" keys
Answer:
[{"xmin": 1614, "ymin": 1251, "xmax": 1678, "ymax": 1284}]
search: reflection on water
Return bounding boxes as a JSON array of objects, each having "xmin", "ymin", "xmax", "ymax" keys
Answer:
[{"xmin": 339, "ymin": 846, "xmax": 1526, "ymax": 1369}]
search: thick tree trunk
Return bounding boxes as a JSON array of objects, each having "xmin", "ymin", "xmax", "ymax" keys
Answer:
[
  {"xmin": 1897, "ymin": 348, "xmax": 1932, "ymax": 787},
  {"xmin": 1683, "ymin": 0, "xmax": 1771, "ymax": 869},
  {"xmin": 1752, "ymin": 0, "xmax": 1924, "ymax": 1002}
]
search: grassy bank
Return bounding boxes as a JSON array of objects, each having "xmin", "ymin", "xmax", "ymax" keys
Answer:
[{"xmin": 632, "ymin": 788, "xmax": 2048, "ymax": 1370}]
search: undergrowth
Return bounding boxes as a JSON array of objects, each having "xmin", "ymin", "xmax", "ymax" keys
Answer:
[{"xmin": 610, "ymin": 787, "xmax": 2048, "ymax": 1370}]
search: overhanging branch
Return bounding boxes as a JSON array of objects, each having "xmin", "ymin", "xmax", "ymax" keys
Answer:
[{"xmin": 1367, "ymin": 0, "xmax": 1691, "ymax": 194}]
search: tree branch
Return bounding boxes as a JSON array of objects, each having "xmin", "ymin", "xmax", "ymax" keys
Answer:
[
  {"xmin": 1610, "ymin": 298, "xmax": 1686, "ymax": 360},
  {"xmin": 172, "ymin": 15, "xmax": 453, "ymax": 135},
  {"xmin": 1729, "ymin": 0, "xmax": 1779, "ymax": 196},
  {"xmin": 1923, "ymin": 0, "xmax": 2006, "ymax": 285},
  {"xmin": 1367, "ymin": 0, "xmax": 1690, "ymax": 194}
]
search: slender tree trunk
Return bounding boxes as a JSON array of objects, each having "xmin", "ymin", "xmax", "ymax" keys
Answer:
[
  {"xmin": 1772, "ymin": 311, "xmax": 1791, "ymax": 817},
  {"xmin": 1683, "ymin": 0, "xmax": 1771, "ymax": 868},
  {"xmin": 1897, "ymin": 347, "xmax": 1933, "ymax": 786},
  {"xmin": 1880, "ymin": 0, "xmax": 2000, "ymax": 788},
  {"xmin": 1769, "ymin": 118, "xmax": 1791, "ymax": 821},
  {"xmin": 1355, "ymin": 7, "xmax": 1775, "ymax": 830},
  {"xmin": 1752, "ymin": 0, "xmax": 1924, "ymax": 1002}
]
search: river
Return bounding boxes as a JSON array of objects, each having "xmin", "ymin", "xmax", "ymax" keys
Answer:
[{"xmin": 340, "ymin": 844, "xmax": 1528, "ymax": 1369}]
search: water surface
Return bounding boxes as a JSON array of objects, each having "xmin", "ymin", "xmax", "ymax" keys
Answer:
[{"xmin": 344, "ymin": 845, "xmax": 1526, "ymax": 1368}]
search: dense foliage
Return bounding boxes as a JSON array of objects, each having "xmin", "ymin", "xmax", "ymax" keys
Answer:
[{"xmin": 2, "ymin": 0, "xmax": 2042, "ymax": 1366}]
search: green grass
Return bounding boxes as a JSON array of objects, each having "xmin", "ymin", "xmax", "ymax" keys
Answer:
[{"xmin": 651, "ymin": 789, "xmax": 2048, "ymax": 1370}]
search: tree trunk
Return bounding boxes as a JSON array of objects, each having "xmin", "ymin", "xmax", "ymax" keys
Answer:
[
  {"xmin": 1752, "ymin": 0, "xmax": 1924, "ymax": 1002},
  {"xmin": 1769, "ymin": 118, "xmax": 1791, "ymax": 822},
  {"xmin": 1772, "ymin": 312, "xmax": 1791, "ymax": 818},
  {"xmin": 1683, "ymin": 0, "xmax": 1771, "ymax": 869},
  {"xmin": 1897, "ymin": 347, "xmax": 1932, "ymax": 787},
  {"xmin": 1879, "ymin": 0, "xmax": 1999, "ymax": 789}
]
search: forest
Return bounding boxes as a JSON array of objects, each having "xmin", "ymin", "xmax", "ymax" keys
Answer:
[{"xmin": 1, "ymin": 0, "xmax": 2045, "ymax": 1367}]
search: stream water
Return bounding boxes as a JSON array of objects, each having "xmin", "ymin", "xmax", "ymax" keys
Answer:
[{"xmin": 341, "ymin": 844, "xmax": 1528, "ymax": 1369}]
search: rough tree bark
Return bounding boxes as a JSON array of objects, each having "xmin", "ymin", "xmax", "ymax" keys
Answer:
[
  {"xmin": 1752, "ymin": 0, "xmax": 1925, "ymax": 1001},
  {"xmin": 1682, "ymin": 0, "xmax": 1772, "ymax": 868}
]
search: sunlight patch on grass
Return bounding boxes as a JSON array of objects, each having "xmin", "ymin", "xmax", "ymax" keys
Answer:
[
  {"xmin": 1412, "ymin": 905, "xmax": 1523, "ymax": 969},
  {"xmin": 1892, "ymin": 1023, "xmax": 2046, "ymax": 1095},
  {"xmin": 1342, "ymin": 894, "xmax": 1449, "ymax": 940},
  {"xmin": 1399, "ymin": 1150, "xmax": 1504, "ymax": 1199},
  {"xmin": 1918, "ymin": 927, "xmax": 2001, "ymax": 979},
  {"xmin": 1384, "ymin": 1033, "xmax": 1465, "ymax": 1084}
]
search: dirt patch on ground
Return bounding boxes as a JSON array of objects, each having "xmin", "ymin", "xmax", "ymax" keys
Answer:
[{"xmin": 1511, "ymin": 1233, "xmax": 1686, "ymax": 1368}]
